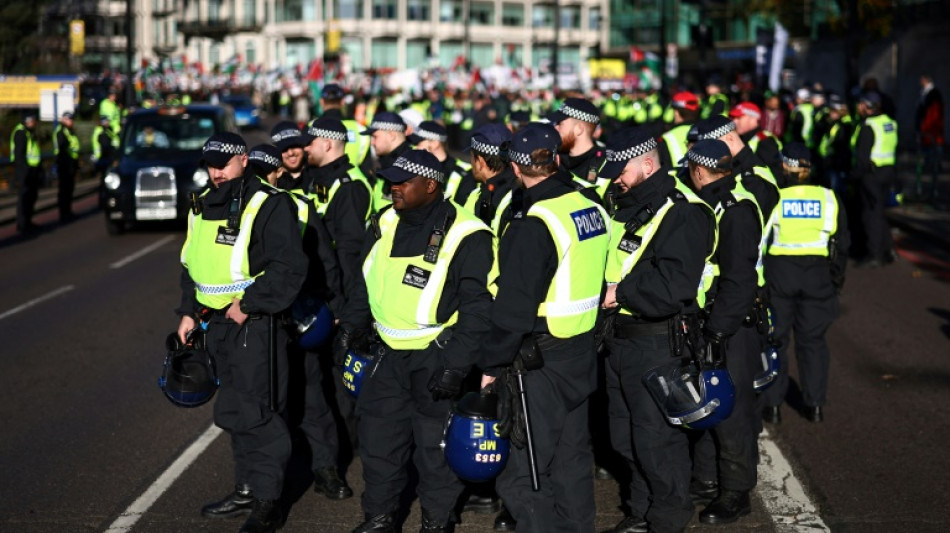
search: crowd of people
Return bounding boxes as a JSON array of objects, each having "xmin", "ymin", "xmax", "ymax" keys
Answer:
[{"xmin": 167, "ymin": 71, "xmax": 936, "ymax": 533}]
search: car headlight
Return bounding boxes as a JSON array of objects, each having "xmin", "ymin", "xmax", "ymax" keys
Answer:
[
  {"xmin": 104, "ymin": 171, "xmax": 121, "ymax": 190},
  {"xmin": 192, "ymin": 167, "xmax": 209, "ymax": 188}
]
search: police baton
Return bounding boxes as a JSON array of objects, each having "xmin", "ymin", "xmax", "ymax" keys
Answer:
[
  {"xmin": 268, "ymin": 314, "xmax": 278, "ymax": 412},
  {"xmin": 511, "ymin": 360, "xmax": 540, "ymax": 491}
]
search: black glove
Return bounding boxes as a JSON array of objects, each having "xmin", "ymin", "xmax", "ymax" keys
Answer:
[
  {"xmin": 494, "ymin": 370, "xmax": 528, "ymax": 449},
  {"xmin": 702, "ymin": 328, "xmax": 729, "ymax": 366},
  {"xmin": 427, "ymin": 367, "xmax": 466, "ymax": 401},
  {"xmin": 332, "ymin": 328, "xmax": 359, "ymax": 366}
]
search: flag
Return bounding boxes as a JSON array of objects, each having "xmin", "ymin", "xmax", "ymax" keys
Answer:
[
  {"xmin": 770, "ymin": 22, "xmax": 788, "ymax": 93},
  {"xmin": 306, "ymin": 58, "xmax": 324, "ymax": 81}
]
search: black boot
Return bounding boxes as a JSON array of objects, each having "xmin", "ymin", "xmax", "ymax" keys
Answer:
[
  {"xmin": 201, "ymin": 484, "xmax": 255, "ymax": 519},
  {"xmin": 420, "ymin": 508, "xmax": 455, "ymax": 533},
  {"xmin": 690, "ymin": 478, "xmax": 719, "ymax": 506},
  {"xmin": 313, "ymin": 466, "xmax": 354, "ymax": 500},
  {"xmin": 699, "ymin": 489, "xmax": 751, "ymax": 524},
  {"xmin": 803, "ymin": 405, "xmax": 824, "ymax": 423},
  {"xmin": 461, "ymin": 493, "xmax": 501, "ymax": 514},
  {"xmin": 238, "ymin": 499, "xmax": 284, "ymax": 533},
  {"xmin": 352, "ymin": 513, "xmax": 395, "ymax": 533},
  {"xmin": 611, "ymin": 515, "xmax": 648, "ymax": 533},
  {"xmin": 493, "ymin": 506, "xmax": 516, "ymax": 532}
]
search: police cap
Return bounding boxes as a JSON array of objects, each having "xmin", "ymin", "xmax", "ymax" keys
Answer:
[
  {"xmin": 377, "ymin": 149, "xmax": 444, "ymax": 184},
  {"xmin": 600, "ymin": 127, "xmax": 659, "ymax": 180},
  {"xmin": 201, "ymin": 132, "xmax": 247, "ymax": 168}
]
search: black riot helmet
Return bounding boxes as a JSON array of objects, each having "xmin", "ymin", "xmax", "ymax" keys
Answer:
[{"xmin": 158, "ymin": 329, "xmax": 219, "ymax": 408}]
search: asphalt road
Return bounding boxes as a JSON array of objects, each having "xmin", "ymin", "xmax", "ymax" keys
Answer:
[{"xmin": 1, "ymin": 123, "xmax": 949, "ymax": 533}]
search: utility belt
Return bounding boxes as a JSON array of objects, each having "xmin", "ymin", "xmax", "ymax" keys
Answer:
[
  {"xmin": 198, "ymin": 306, "xmax": 276, "ymax": 322},
  {"xmin": 613, "ymin": 313, "xmax": 704, "ymax": 359},
  {"xmin": 742, "ymin": 286, "xmax": 770, "ymax": 337},
  {"xmin": 514, "ymin": 332, "xmax": 572, "ymax": 371}
]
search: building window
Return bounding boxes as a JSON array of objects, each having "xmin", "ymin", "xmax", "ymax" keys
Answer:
[
  {"xmin": 210, "ymin": 43, "xmax": 220, "ymax": 68},
  {"xmin": 589, "ymin": 6, "xmax": 601, "ymax": 30},
  {"xmin": 470, "ymin": 2, "xmax": 494, "ymax": 25},
  {"xmin": 501, "ymin": 3, "xmax": 523, "ymax": 27},
  {"xmin": 209, "ymin": 0, "xmax": 222, "ymax": 21},
  {"xmin": 532, "ymin": 5, "xmax": 553, "ymax": 28},
  {"xmin": 278, "ymin": 0, "xmax": 303, "ymax": 22},
  {"xmin": 503, "ymin": 43, "xmax": 523, "ymax": 67},
  {"xmin": 406, "ymin": 40, "xmax": 429, "ymax": 66},
  {"xmin": 245, "ymin": 42, "xmax": 256, "ymax": 64},
  {"xmin": 373, "ymin": 0, "xmax": 397, "ymax": 19},
  {"xmin": 440, "ymin": 0, "xmax": 463, "ymax": 23},
  {"xmin": 335, "ymin": 0, "xmax": 363, "ymax": 19},
  {"xmin": 342, "ymin": 36, "xmax": 364, "ymax": 69},
  {"xmin": 371, "ymin": 38, "xmax": 398, "ymax": 68},
  {"xmin": 286, "ymin": 39, "xmax": 316, "ymax": 69},
  {"xmin": 470, "ymin": 43, "xmax": 494, "ymax": 68},
  {"xmin": 560, "ymin": 5, "xmax": 580, "ymax": 29},
  {"xmin": 439, "ymin": 41, "xmax": 463, "ymax": 68},
  {"xmin": 407, "ymin": 0, "xmax": 430, "ymax": 21},
  {"xmin": 242, "ymin": 0, "xmax": 256, "ymax": 26}
]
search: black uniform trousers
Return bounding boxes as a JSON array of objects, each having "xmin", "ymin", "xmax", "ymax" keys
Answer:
[
  {"xmin": 690, "ymin": 326, "xmax": 760, "ymax": 493},
  {"xmin": 207, "ymin": 314, "xmax": 292, "ymax": 502},
  {"xmin": 761, "ymin": 257, "xmax": 838, "ymax": 409},
  {"xmin": 496, "ymin": 333, "xmax": 597, "ymax": 533},
  {"xmin": 286, "ymin": 343, "xmax": 340, "ymax": 471},
  {"xmin": 606, "ymin": 332, "xmax": 693, "ymax": 533},
  {"xmin": 56, "ymin": 157, "xmax": 78, "ymax": 218},
  {"xmin": 16, "ymin": 165, "xmax": 41, "ymax": 230},
  {"xmin": 858, "ymin": 165, "xmax": 896, "ymax": 262},
  {"xmin": 355, "ymin": 342, "xmax": 463, "ymax": 523}
]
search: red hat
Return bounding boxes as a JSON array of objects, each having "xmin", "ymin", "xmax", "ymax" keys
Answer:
[
  {"xmin": 671, "ymin": 91, "xmax": 700, "ymax": 112},
  {"xmin": 729, "ymin": 102, "xmax": 761, "ymax": 119}
]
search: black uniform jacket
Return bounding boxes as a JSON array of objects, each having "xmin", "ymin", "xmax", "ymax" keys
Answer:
[
  {"xmin": 479, "ymin": 171, "xmax": 588, "ymax": 372},
  {"xmin": 697, "ymin": 173, "xmax": 762, "ymax": 337},
  {"xmin": 613, "ymin": 169, "xmax": 715, "ymax": 323},
  {"xmin": 177, "ymin": 169, "xmax": 307, "ymax": 316},
  {"xmin": 733, "ymin": 145, "xmax": 780, "ymax": 216},
  {"xmin": 339, "ymin": 198, "xmax": 493, "ymax": 369}
]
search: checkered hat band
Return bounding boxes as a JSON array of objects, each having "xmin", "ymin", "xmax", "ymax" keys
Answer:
[
  {"xmin": 606, "ymin": 138, "xmax": 658, "ymax": 162},
  {"xmin": 415, "ymin": 128, "xmax": 448, "ymax": 143},
  {"xmin": 507, "ymin": 149, "xmax": 534, "ymax": 166},
  {"xmin": 394, "ymin": 156, "xmax": 444, "ymax": 183},
  {"xmin": 699, "ymin": 122, "xmax": 737, "ymax": 140},
  {"xmin": 560, "ymin": 104, "xmax": 600, "ymax": 124},
  {"xmin": 782, "ymin": 155, "xmax": 801, "ymax": 168},
  {"xmin": 307, "ymin": 127, "xmax": 347, "ymax": 142},
  {"xmin": 471, "ymin": 139, "xmax": 501, "ymax": 156},
  {"xmin": 204, "ymin": 141, "xmax": 246, "ymax": 155},
  {"xmin": 271, "ymin": 130, "xmax": 301, "ymax": 143},
  {"xmin": 686, "ymin": 151, "xmax": 723, "ymax": 168},
  {"xmin": 371, "ymin": 121, "xmax": 406, "ymax": 132},
  {"xmin": 249, "ymin": 151, "xmax": 281, "ymax": 168}
]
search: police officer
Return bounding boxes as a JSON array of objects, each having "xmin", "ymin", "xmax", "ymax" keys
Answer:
[
  {"xmin": 730, "ymin": 102, "xmax": 784, "ymax": 183},
  {"xmin": 818, "ymin": 94, "xmax": 854, "ymax": 193},
  {"xmin": 683, "ymin": 139, "xmax": 764, "ymax": 525},
  {"xmin": 178, "ymin": 132, "xmax": 307, "ymax": 533},
  {"xmin": 336, "ymin": 149, "xmax": 494, "ymax": 533},
  {"xmin": 252, "ymin": 139, "xmax": 353, "ymax": 501},
  {"xmin": 463, "ymin": 123, "xmax": 515, "ymax": 234},
  {"xmin": 99, "ymin": 89, "xmax": 122, "ymax": 134},
  {"xmin": 658, "ymin": 91, "xmax": 701, "ymax": 169},
  {"xmin": 53, "ymin": 112, "xmax": 80, "ymax": 221},
  {"xmin": 362, "ymin": 111, "xmax": 412, "ymax": 213},
  {"xmin": 92, "ymin": 115, "xmax": 119, "ymax": 182},
  {"xmin": 10, "ymin": 114, "xmax": 42, "ymax": 234},
  {"xmin": 701, "ymin": 79, "xmax": 730, "ymax": 120},
  {"xmin": 692, "ymin": 115, "xmax": 780, "ymax": 220},
  {"xmin": 548, "ymin": 98, "xmax": 609, "ymax": 196},
  {"xmin": 270, "ymin": 121, "xmax": 308, "ymax": 183},
  {"xmin": 761, "ymin": 143, "xmax": 850, "ymax": 424},
  {"xmin": 786, "ymin": 87, "xmax": 815, "ymax": 149},
  {"xmin": 313, "ymin": 83, "xmax": 372, "ymax": 172},
  {"xmin": 599, "ymin": 127, "xmax": 716, "ymax": 533},
  {"xmin": 410, "ymin": 120, "xmax": 476, "ymax": 206},
  {"xmin": 479, "ymin": 122, "xmax": 608, "ymax": 532},
  {"xmin": 851, "ymin": 92, "xmax": 898, "ymax": 268}
]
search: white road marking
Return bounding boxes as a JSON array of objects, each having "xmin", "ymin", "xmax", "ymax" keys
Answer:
[
  {"xmin": 0, "ymin": 285, "xmax": 75, "ymax": 321},
  {"xmin": 758, "ymin": 428, "xmax": 831, "ymax": 532},
  {"xmin": 104, "ymin": 423, "xmax": 223, "ymax": 532},
  {"xmin": 110, "ymin": 235, "xmax": 176, "ymax": 269}
]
